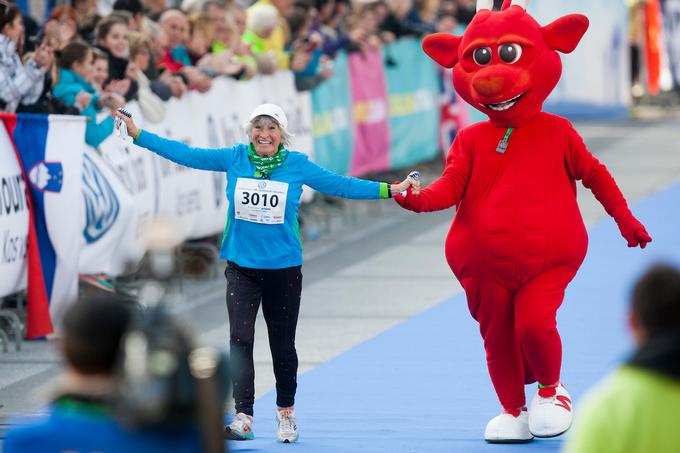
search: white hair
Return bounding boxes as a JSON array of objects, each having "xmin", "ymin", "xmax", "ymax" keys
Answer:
[
  {"xmin": 247, "ymin": 5, "xmax": 278, "ymax": 36},
  {"xmin": 244, "ymin": 115, "xmax": 294, "ymax": 147}
]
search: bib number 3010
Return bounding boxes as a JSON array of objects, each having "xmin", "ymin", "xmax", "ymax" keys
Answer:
[
  {"xmin": 241, "ymin": 191, "xmax": 279, "ymax": 208},
  {"xmin": 234, "ymin": 178, "xmax": 288, "ymax": 224}
]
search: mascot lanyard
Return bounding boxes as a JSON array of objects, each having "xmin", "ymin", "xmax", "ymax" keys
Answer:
[{"xmin": 496, "ymin": 127, "xmax": 513, "ymax": 154}]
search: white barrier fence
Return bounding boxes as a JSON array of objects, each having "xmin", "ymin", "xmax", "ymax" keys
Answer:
[{"xmin": 1, "ymin": 72, "xmax": 313, "ymax": 299}]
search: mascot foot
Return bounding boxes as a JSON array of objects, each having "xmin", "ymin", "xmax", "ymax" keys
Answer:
[
  {"xmin": 484, "ymin": 408, "xmax": 533, "ymax": 443},
  {"xmin": 529, "ymin": 383, "xmax": 573, "ymax": 437}
]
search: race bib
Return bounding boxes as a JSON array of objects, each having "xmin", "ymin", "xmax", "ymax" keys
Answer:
[{"xmin": 234, "ymin": 178, "xmax": 288, "ymax": 224}]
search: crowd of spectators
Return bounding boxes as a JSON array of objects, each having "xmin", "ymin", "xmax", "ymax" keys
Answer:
[{"xmin": 0, "ymin": 0, "xmax": 477, "ymax": 147}]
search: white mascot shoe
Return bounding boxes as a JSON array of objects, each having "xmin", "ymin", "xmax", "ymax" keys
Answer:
[
  {"xmin": 528, "ymin": 383, "xmax": 573, "ymax": 437},
  {"xmin": 484, "ymin": 409, "xmax": 533, "ymax": 443}
]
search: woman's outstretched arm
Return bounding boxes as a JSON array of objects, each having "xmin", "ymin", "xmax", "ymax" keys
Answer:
[{"xmin": 115, "ymin": 110, "xmax": 235, "ymax": 171}]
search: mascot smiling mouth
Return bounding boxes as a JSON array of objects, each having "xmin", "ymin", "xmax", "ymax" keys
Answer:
[{"xmin": 482, "ymin": 91, "xmax": 527, "ymax": 111}]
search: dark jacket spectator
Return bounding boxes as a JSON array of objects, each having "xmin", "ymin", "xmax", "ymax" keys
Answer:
[
  {"xmin": 95, "ymin": 15, "xmax": 139, "ymax": 101},
  {"xmin": 3, "ymin": 295, "xmax": 205, "ymax": 453}
]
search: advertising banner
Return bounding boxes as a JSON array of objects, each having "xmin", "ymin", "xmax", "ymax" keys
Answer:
[
  {"xmin": 384, "ymin": 38, "xmax": 440, "ymax": 169},
  {"xmin": 0, "ymin": 125, "xmax": 28, "ymax": 298},
  {"xmin": 348, "ymin": 47, "xmax": 391, "ymax": 176},
  {"xmin": 311, "ymin": 52, "xmax": 354, "ymax": 175}
]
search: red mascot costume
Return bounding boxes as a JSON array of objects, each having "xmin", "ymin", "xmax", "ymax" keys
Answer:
[{"xmin": 394, "ymin": 0, "xmax": 652, "ymax": 443}]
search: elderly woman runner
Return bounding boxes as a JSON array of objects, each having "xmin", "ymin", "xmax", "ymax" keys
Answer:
[{"xmin": 116, "ymin": 104, "xmax": 413, "ymax": 443}]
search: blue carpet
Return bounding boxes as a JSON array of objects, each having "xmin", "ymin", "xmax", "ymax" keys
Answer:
[{"xmin": 230, "ymin": 182, "xmax": 680, "ymax": 452}]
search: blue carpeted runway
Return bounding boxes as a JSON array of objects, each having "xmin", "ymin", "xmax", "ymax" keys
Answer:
[{"xmin": 230, "ymin": 182, "xmax": 680, "ymax": 452}]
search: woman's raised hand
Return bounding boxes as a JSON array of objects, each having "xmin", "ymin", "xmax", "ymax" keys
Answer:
[{"xmin": 114, "ymin": 109, "xmax": 139, "ymax": 138}]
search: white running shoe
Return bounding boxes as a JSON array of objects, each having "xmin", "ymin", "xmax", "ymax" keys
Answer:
[
  {"xmin": 276, "ymin": 407, "xmax": 299, "ymax": 443},
  {"xmin": 484, "ymin": 409, "xmax": 533, "ymax": 443},
  {"xmin": 528, "ymin": 383, "xmax": 573, "ymax": 438},
  {"xmin": 225, "ymin": 412, "xmax": 254, "ymax": 440}
]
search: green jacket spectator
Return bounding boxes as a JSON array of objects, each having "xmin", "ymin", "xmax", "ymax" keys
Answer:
[
  {"xmin": 563, "ymin": 265, "xmax": 680, "ymax": 453},
  {"xmin": 563, "ymin": 336, "xmax": 680, "ymax": 453}
]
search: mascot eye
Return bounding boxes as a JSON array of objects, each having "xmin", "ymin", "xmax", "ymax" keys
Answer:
[
  {"xmin": 498, "ymin": 43, "xmax": 522, "ymax": 64},
  {"xmin": 472, "ymin": 47, "xmax": 492, "ymax": 66}
]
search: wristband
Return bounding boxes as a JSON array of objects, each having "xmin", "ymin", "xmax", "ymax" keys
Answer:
[{"xmin": 379, "ymin": 182, "xmax": 390, "ymax": 199}]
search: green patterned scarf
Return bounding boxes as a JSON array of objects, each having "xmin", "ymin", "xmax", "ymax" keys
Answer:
[{"xmin": 247, "ymin": 143, "xmax": 288, "ymax": 179}]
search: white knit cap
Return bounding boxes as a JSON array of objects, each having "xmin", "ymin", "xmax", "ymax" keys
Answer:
[{"xmin": 248, "ymin": 103, "xmax": 288, "ymax": 129}]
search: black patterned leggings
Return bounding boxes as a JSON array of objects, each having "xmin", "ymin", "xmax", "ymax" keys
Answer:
[{"xmin": 225, "ymin": 261, "xmax": 302, "ymax": 416}]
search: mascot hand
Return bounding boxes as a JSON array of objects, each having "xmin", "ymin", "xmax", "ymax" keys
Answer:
[
  {"xmin": 616, "ymin": 215, "xmax": 652, "ymax": 248},
  {"xmin": 393, "ymin": 181, "xmax": 421, "ymax": 212}
]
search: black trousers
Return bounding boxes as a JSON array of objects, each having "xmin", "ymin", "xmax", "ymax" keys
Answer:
[{"xmin": 225, "ymin": 261, "xmax": 302, "ymax": 416}]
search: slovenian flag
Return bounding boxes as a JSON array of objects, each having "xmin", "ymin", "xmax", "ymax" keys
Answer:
[{"xmin": 0, "ymin": 114, "xmax": 85, "ymax": 338}]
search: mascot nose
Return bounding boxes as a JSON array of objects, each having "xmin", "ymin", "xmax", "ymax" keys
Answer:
[{"xmin": 472, "ymin": 67, "xmax": 516, "ymax": 98}]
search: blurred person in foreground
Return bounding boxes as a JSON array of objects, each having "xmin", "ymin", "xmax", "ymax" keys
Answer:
[
  {"xmin": 3, "ymin": 295, "xmax": 203, "ymax": 453},
  {"xmin": 115, "ymin": 103, "xmax": 417, "ymax": 443},
  {"xmin": 563, "ymin": 264, "xmax": 680, "ymax": 453}
]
